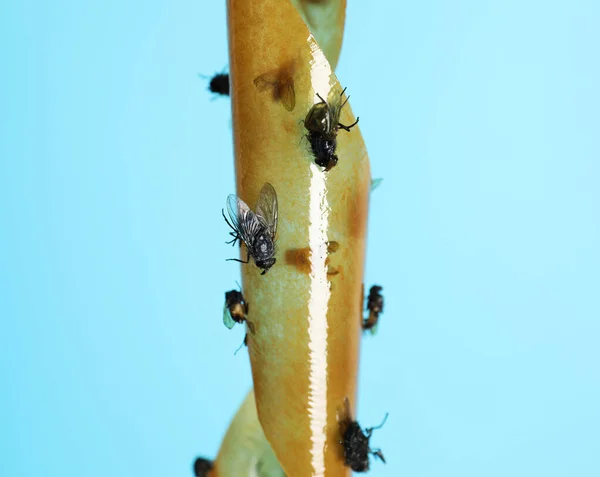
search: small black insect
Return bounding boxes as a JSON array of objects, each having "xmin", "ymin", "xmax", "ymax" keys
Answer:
[
  {"xmin": 223, "ymin": 182, "xmax": 279, "ymax": 275},
  {"xmin": 193, "ymin": 457, "xmax": 214, "ymax": 477},
  {"xmin": 363, "ymin": 285, "xmax": 384, "ymax": 334},
  {"xmin": 223, "ymin": 289, "xmax": 255, "ymax": 334},
  {"xmin": 339, "ymin": 398, "xmax": 388, "ymax": 473},
  {"xmin": 303, "ymin": 87, "xmax": 359, "ymax": 171},
  {"xmin": 208, "ymin": 72, "xmax": 229, "ymax": 96}
]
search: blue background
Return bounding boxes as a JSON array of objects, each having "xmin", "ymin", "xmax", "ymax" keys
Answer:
[{"xmin": 1, "ymin": 1, "xmax": 599, "ymax": 476}]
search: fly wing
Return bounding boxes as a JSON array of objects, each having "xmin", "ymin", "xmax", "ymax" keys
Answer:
[
  {"xmin": 304, "ymin": 100, "xmax": 329, "ymax": 133},
  {"xmin": 337, "ymin": 396, "xmax": 353, "ymax": 437},
  {"xmin": 223, "ymin": 304, "xmax": 236, "ymax": 329},
  {"xmin": 327, "ymin": 87, "xmax": 351, "ymax": 134},
  {"xmin": 255, "ymin": 182, "xmax": 278, "ymax": 238},
  {"xmin": 328, "ymin": 100, "xmax": 343, "ymax": 133},
  {"xmin": 226, "ymin": 194, "xmax": 243, "ymax": 233},
  {"xmin": 253, "ymin": 75, "xmax": 275, "ymax": 93},
  {"xmin": 279, "ymin": 78, "xmax": 296, "ymax": 112},
  {"xmin": 226, "ymin": 194, "xmax": 257, "ymax": 246},
  {"xmin": 370, "ymin": 178, "xmax": 383, "ymax": 192}
]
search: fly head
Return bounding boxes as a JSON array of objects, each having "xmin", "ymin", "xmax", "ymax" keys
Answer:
[
  {"xmin": 225, "ymin": 289, "xmax": 243, "ymax": 306},
  {"xmin": 256, "ymin": 257, "xmax": 276, "ymax": 275},
  {"xmin": 369, "ymin": 285, "xmax": 383, "ymax": 295},
  {"xmin": 315, "ymin": 154, "xmax": 338, "ymax": 172}
]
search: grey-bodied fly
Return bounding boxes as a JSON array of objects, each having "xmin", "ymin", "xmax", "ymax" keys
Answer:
[{"xmin": 223, "ymin": 182, "xmax": 278, "ymax": 275}]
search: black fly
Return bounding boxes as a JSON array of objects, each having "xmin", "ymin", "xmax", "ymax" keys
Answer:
[
  {"xmin": 303, "ymin": 87, "xmax": 359, "ymax": 171},
  {"xmin": 192, "ymin": 457, "xmax": 214, "ymax": 477},
  {"xmin": 223, "ymin": 182, "xmax": 279, "ymax": 275},
  {"xmin": 339, "ymin": 397, "xmax": 388, "ymax": 473},
  {"xmin": 223, "ymin": 289, "xmax": 255, "ymax": 334},
  {"xmin": 209, "ymin": 73, "xmax": 229, "ymax": 96},
  {"xmin": 363, "ymin": 285, "xmax": 384, "ymax": 334},
  {"xmin": 200, "ymin": 70, "xmax": 229, "ymax": 97}
]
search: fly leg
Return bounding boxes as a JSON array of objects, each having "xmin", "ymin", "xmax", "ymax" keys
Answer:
[
  {"xmin": 298, "ymin": 133, "xmax": 310, "ymax": 147},
  {"xmin": 371, "ymin": 449, "xmax": 386, "ymax": 463},
  {"xmin": 222, "ymin": 209, "xmax": 243, "ymax": 247},
  {"xmin": 338, "ymin": 117, "xmax": 359, "ymax": 132},
  {"xmin": 222, "ymin": 209, "xmax": 242, "ymax": 247},
  {"xmin": 226, "ymin": 250, "xmax": 250, "ymax": 264},
  {"xmin": 338, "ymin": 86, "xmax": 359, "ymax": 131},
  {"xmin": 226, "ymin": 257, "xmax": 250, "ymax": 264},
  {"xmin": 225, "ymin": 232, "xmax": 241, "ymax": 247}
]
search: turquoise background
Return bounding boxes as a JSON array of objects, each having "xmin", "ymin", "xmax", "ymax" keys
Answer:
[{"xmin": 1, "ymin": 1, "xmax": 599, "ymax": 476}]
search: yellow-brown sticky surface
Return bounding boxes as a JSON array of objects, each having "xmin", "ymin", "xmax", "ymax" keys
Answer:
[{"xmin": 226, "ymin": 0, "xmax": 370, "ymax": 475}]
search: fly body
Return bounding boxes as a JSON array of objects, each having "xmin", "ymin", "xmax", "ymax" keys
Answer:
[
  {"xmin": 208, "ymin": 72, "xmax": 229, "ymax": 96},
  {"xmin": 363, "ymin": 285, "xmax": 384, "ymax": 333},
  {"xmin": 223, "ymin": 182, "xmax": 279, "ymax": 275},
  {"xmin": 339, "ymin": 397, "xmax": 388, "ymax": 472},
  {"xmin": 303, "ymin": 87, "xmax": 359, "ymax": 171}
]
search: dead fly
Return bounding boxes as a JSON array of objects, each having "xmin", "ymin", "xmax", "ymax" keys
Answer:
[
  {"xmin": 193, "ymin": 457, "xmax": 214, "ymax": 477},
  {"xmin": 223, "ymin": 182, "xmax": 279, "ymax": 275},
  {"xmin": 223, "ymin": 289, "xmax": 255, "ymax": 334},
  {"xmin": 303, "ymin": 87, "xmax": 359, "ymax": 171},
  {"xmin": 339, "ymin": 397, "xmax": 388, "ymax": 473},
  {"xmin": 210, "ymin": 73, "xmax": 229, "ymax": 96},
  {"xmin": 363, "ymin": 285, "xmax": 384, "ymax": 334},
  {"xmin": 199, "ymin": 71, "xmax": 229, "ymax": 97}
]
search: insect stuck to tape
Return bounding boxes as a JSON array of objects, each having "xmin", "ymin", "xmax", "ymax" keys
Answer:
[
  {"xmin": 209, "ymin": 73, "xmax": 229, "ymax": 96},
  {"xmin": 363, "ymin": 285, "xmax": 384, "ymax": 334},
  {"xmin": 199, "ymin": 70, "xmax": 229, "ymax": 97},
  {"xmin": 192, "ymin": 457, "xmax": 214, "ymax": 477},
  {"xmin": 223, "ymin": 182, "xmax": 279, "ymax": 275},
  {"xmin": 303, "ymin": 87, "xmax": 359, "ymax": 171},
  {"xmin": 223, "ymin": 288, "xmax": 255, "ymax": 334},
  {"xmin": 338, "ymin": 397, "xmax": 388, "ymax": 473}
]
